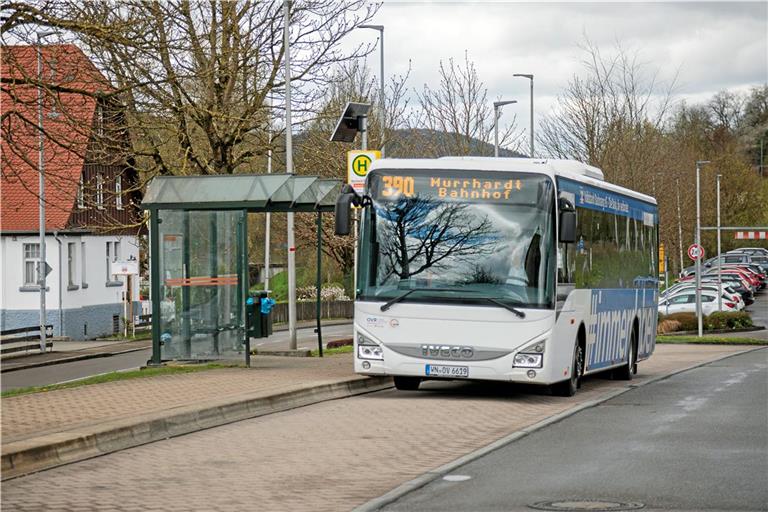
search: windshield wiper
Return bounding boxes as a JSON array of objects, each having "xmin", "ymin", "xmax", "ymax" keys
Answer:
[
  {"xmin": 380, "ymin": 288, "xmax": 463, "ymax": 311},
  {"xmin": 380, "ymin": 288, "xmax": 527, "ymax": 318},
  {"xmin": 481, "ymin": 297, "xmax": 526, "ymax": 318}
]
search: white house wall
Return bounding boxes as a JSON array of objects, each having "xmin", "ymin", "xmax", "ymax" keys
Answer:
[{"xmin": 1, "ymin": 233, "xmax": 139, "ymax": 339}]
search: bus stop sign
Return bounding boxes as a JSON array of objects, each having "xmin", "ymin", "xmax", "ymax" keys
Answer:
[
  {"xmin": 347, "ymin": 150, "xmax": 380, "ymax": 193},
  {"xmin": 687, "ymin": 243, "xmax": 704, "ymax": 261}
]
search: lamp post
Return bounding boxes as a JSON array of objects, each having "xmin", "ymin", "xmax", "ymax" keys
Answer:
[
  {"xmin": 359, "ymin": 24, "xmax": 385, "ymax": 157},
  {"xmin": 493, "ymin": 100, "xmax": 516, "ymax": 157},
  {"xmin": 284, "ymin": 0, "xmax": 298, "ymax": 349},
  {"xmin": 513, "ymin": 73, "xmax": 534, "ymax": 157},
  {"xmin": 695, "ymin": 160, "xmax": 710, "ymax": 338},
  {"xmin": 37, "ymin": 30, "xmax": 56, "ymax": 353},
  {"xmin": 264, "ymin": 95, "xmax": 272, "ymax": 292}
]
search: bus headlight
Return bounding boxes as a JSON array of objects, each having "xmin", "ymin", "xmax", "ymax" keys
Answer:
[
  {"xmin": 513, "ymin": 353, "xmax": 543, "ymax": 368},
  {"xmin": 357, "ymin": 334, "xmax": 383, "ymax": 360}
]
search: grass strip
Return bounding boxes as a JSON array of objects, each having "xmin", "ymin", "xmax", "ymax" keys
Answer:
[
  {"xmin": 1, "ymin": 363, "xmax": 237, "ymax": 398},
  {"xmin": 311, "ymin": 345, "xmax": 354, "ymax": 357},
  {"xmin": 657, "ymin": 335, "xmax": 768, "ymax": 345}
]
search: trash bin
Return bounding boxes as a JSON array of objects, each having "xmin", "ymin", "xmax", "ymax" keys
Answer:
[{"xmin": 259, "ymin": 293, "xmax": 275, "ymax": 338}]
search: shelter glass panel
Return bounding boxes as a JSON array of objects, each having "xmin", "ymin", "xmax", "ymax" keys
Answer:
[{"xmin": 157, "ymin": 209, "xmax": 246, "ymax": 360}]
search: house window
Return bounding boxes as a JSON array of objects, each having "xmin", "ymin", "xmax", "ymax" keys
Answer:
[
  {"xmin": 68, "ymin": 242, "xmax": 76, "ymax": 286},
  {"xmin": 96, "ymin": 174, "xmax": 104, "ymax": 209},
  {"xmin": 115, "ymin": 175, "xmax": 123, "ymax": 210},
  {"xmin": 81, "ymin": 241, "xmax": 88, "ymax": 287},
  {"xmin": 23, "ymin": 243, "xmax": 41, "ymax": 286},
  {"xmin": 77, "ymin": 176, "xmax": 85, "ymax": 209},
  {"xmin": 106, "ymin": 241, "xmax": 121, "ymax": 281}
]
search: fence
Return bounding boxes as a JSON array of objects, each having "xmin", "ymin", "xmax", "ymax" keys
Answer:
[
  {"xmin": 270, "ymin": 300, "xmax": 353, "ymax": 324},
  {"xmin": 133, "ymin": 300, "xmax": 353, "ymax": 330},
  {"xmin": 1, "ymin": 325, "xmax": 54, "ymax": 355}
]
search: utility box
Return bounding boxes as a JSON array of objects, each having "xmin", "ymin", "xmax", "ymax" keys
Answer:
[{"xmin": 247, "ymin": 292, "xmax": 274, "ymax": 339}]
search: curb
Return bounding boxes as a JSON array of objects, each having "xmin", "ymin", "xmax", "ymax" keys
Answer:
[
  {"xmin": 351, "ymin": 346, "xmax": 766, "ymax": 512},
  {"xmin": 1, "ymin": 375, "xmax": 393, "ymax": 481}
]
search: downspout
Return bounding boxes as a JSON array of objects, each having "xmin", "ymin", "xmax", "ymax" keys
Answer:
[{"xmin": 54, "ymin": 232, "xmax": 64, "ymax": 337}]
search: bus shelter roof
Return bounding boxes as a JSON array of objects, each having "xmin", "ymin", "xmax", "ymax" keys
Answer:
[{"xmin": 140, "ymin": 174, "xmax": 342, "ymax": 212}]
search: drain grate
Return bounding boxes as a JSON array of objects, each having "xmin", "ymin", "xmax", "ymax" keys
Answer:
[{"xmin": 529, "ymin": 500, "xmax": 644, "ymax": 511}]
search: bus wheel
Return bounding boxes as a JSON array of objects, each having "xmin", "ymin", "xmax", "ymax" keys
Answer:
[
  {"xmin": 552, "ymin": 342, "xmax": 583, "ymax": 397},
  {"xmin": 615, "ymin": 326, "xmax": 638, "ymax": 381},
  {"xmin": 394, "ymin": 376, "xmax": 421, "ymax": 391}
]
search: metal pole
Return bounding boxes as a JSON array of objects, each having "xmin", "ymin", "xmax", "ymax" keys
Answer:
[
  {"xmin": 284, "ymin": 0, "xmax": 297, "ymax": 350},
  {"xmin": 37, "ymin": 35, "xmax": 47, "ymax": 353},
  {"xmin": 379, "ymin": 28, "xmax": 385, "ymax": 157},
  {"xmin": 529, "ymin": 76, "xmax": 534, "ymax": 158},
  {"xmin": 352, "ymin": 115, "xmax": 367, "ymax": 295},
  {"xmin": 316, "ymin": 212, "xmax": 323, "ymax": 357},
  {"xmin": 265, "ymin": 97, "xmax": 272, "ymax": 292},
  {"xmin": 716, "ymin": 174, "xmax": 722, "ymax": 312},
  {"xmin": 695, "ymin": 160, "xmax": 709, "ymax": 338},
  {"xmin": 676, "ymin": 177, "xmax": 684, "ymax": 276},
  {"xmin": 494, "ymin": 106, "xmax": 499, "ymax": 158},
  {"xmin": 695, "ymin": 162, "xmax": 701, "ymax": 337}
]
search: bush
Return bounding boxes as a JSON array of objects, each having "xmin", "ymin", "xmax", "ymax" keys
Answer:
[
  {"xmin": 296, "ymin": 285, "xmax": 350, "ymax": 301},
  {"xmin": 705, "ymin": 311, "xmax": 753, "ymax": 330},
  {"xmin": 657, "ymin": 319, "xmax": 682, "ymax": 334},
  {"xmin": 660, "ymin": 312, "xmax": 698, "ymax": 331}
]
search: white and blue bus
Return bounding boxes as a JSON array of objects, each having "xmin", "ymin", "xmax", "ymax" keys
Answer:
[{"xmin": 335, "ymin": 157, "xmax": 659, "ymax": 396}]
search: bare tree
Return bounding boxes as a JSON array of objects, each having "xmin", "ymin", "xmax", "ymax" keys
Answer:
[
  {"xmin": 413, "ymin": 53, "xmax": 522, "ymax": 157},
  {"xmin": 2, "ymin": 0, "xmax": 378, "ymax": 180}
]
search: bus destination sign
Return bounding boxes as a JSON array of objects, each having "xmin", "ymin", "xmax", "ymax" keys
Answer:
[{"xmin": 373, "ymin": 173, "xmax": 532, "ymax": 203}]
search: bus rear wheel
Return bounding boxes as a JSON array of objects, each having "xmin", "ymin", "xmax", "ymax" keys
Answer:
[
  {"xmin": 552, "ymin": 342, "xmax": 583, "ymax": 397},
  {"xmin": 614, "ymin": 327, "xmax": 638, "ymax": 381},
  {"xmin": 393, "ymin": 376, "xmax": 421, "ymax": 391}
]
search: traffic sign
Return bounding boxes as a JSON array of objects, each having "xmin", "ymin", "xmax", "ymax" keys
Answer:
[
  {"xmin": 347, "ymin": 150, "xmax": 380, "ymax": 193},
  {"xmin": 37, "ymin": 261, "xmax": 53, "ymax": 278},
  {"xmin": 659, "ymin": 243, "xmax": 666, "ymax": 273},
  {"xmin": 687, "ymin": 243, "xmax": 704, "ymax": 261}
]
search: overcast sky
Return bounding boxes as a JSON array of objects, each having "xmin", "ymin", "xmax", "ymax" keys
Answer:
[{"xmin": 344, "ymin": 1, "xmax": 767, "ymax": 131}]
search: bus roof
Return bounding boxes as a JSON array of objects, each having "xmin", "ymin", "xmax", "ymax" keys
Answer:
[{"xmin": 369, "ymin": 157, "xmax": 657, "ymax": 206}]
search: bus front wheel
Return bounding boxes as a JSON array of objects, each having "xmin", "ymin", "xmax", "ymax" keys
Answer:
[
  {"xmin": 394, "ymin": 376, "xmax": 421, "ymax": 391},
  {"xmin": 551, "ymin": 342, "xmax": 583, "ymax": 397}
]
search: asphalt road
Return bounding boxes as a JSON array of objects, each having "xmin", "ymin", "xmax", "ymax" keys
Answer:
[
  {"xmin": 382, "ymin": 348, "xmax": 768, "ymax": 512},
  {"xmin": 1, "ymin": 323, "xmax": 352, "ymax": 391}
]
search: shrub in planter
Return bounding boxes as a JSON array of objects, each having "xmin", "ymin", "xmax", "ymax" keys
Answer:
[
  {"xmin": 661, "ymin": 312, "xmax": 698, "ymax": 331},
  {"xmin": 706, "ymin": 311, "xmax": 753, "ymax": 330}
]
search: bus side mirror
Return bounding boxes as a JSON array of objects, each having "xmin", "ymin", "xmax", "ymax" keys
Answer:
[
  {"xmin": 335, "ymin": 187, "xmax": 355, "ymax": 236},
  {"xmin": 558, "ymin": 198, "xmax": 577, "ymax": 244}
]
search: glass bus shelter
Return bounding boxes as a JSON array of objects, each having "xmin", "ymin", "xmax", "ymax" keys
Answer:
[{"xmin": 141, "ymin": 174, "xmax": 341, "ymax": 366}]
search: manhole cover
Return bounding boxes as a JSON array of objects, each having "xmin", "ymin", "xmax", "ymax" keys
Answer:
[{"xmin": 529, "ymin": 500, "xmax": 644, "ymax": 511}]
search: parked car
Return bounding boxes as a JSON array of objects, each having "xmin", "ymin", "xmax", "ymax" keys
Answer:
[
  {"xmin": 661, "ymin": 284, "xmax": 743, "ymax": 310},
  {"xmin": 658, "ymin": 290, "xmax": 733, "ymax": 316}
]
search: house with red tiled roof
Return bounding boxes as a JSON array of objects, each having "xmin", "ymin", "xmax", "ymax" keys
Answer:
[{"xmin": 1, "ymin": 44, "xmax": 142, "ymax": 339}]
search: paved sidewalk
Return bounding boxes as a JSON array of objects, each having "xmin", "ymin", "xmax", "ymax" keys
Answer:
[{"xmin": 1, "ymin": 344, "xmax": 761, "ymax": 512}]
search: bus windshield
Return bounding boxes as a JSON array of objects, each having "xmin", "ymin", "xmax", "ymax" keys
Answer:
[{"xmin": 358, "ymin": 170, "xmax": 556, "ymax": 309}]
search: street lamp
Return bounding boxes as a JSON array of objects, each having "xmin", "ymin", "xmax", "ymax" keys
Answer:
[
  {"xmin": 37, "ymin": 30, "xmax": 57, "ymax": 352},
  {"xmin": 358, "ymin": 24, "xmax": 385, "ymax": 157},
  {"xmin": 695, "ymin": 159, "xmax": 711, "ymax": 338},
  {"xmin": 513, "ymin": 74, "xmax": 534, "ymax": 158},
  {"xmin": 283, "ymin": 0, "xmax": 298, "ymax": 349},
  {"xmin": 493, "ymin": 100, "xmax": 517, "ymax": 158}
]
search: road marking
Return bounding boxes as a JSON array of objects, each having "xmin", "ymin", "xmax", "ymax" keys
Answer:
[{"xmin": 442, "ymin": 475, "xmax": 471, "ymax": 482}]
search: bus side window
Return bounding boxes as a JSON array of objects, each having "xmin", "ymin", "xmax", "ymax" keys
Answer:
[{"xmin": 557, "ymin": 242, "xmax": 575, "ymax": 284}]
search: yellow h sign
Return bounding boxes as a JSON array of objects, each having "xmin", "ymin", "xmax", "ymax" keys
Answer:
[{"xmin": 347, "ymin": 150, "xmax": 380, "ymax": 192}]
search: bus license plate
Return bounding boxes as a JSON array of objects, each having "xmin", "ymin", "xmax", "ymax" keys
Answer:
[{"xmin": 425, "ymin": 364, "xmax": 469, "ymax": 378}]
